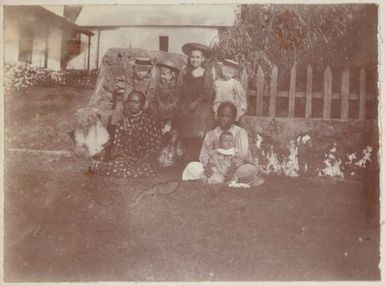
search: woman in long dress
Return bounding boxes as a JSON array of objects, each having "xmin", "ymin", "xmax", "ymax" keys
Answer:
[
  {"xmin": 88, "ymin": 90, "xmax": 162, "ymax": 178},
  {"xmin": 175, "ymin": 43, "xmax": 216, "ymax": 161}
]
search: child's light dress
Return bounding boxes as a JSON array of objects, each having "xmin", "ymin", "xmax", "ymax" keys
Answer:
[{"xmin": 213, "ymin": 78, "xmax": 247, "ymax": 121}]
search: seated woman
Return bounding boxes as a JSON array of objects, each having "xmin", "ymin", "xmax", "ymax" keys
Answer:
[
  {"xmin": 88, "ymin": 90, "xmax": 162, "ymax": 178},
  {"xmin": 182, "ymin": 102, "xmax": 264, "ymax": 187}
]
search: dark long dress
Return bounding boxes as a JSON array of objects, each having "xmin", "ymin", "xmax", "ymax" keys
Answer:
[
  {"xmin": 176, "ymin": 67, "xmax": 215, "ymax": 139},
  {"xmin": 89, "ymin": 112, "xmax": 162, "ymax": 178}
]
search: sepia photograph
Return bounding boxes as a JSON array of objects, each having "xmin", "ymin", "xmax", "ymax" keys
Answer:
[{"xmin": 2, "ymin": 0, "xmax": 382, "ymax": 283}]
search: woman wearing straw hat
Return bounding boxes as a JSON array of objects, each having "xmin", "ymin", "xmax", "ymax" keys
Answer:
[{"xmin": 176, "ymin": 43, "xmax": 216, "ymax": 162}]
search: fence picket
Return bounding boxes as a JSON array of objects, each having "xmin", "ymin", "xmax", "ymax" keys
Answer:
[
  {"xmin": 256, "ymin": 66, "xmax": 264, "ymax": 116},
  {"xmin": 359, "ymin": 68, "xmax": 367, "ymax": 120},
  {"xmin": 288, "ymin": 65, "xmax": 296, "ymax": 117},
  {"xmin": 240, "ymin": 66, "xmax": 248, "ymax": 94},
  {"xmin": 240, "ymin": 66, "xmax": 249, "ymax": 114},
  {"xmin": 323, "ymin": 66, "xmax": 332, "ymax": 119},
  {"xmin": 269, "ymin": 66, "xmax": 278, "ymax": 117},
  {"xmin": 341, "ymin": 69, "xmax": 350, "ymax": 120},
  {"xmin": 305, "ymin": 65, "xmax": 312, "ymax": 118}
]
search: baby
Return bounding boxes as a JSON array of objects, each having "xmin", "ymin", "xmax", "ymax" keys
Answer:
[
  {"xmin": 202, "ymin": 131, "xmax": 245, "ymax": 185},
  {"xmin": 213, "ymin": 59, "xmax": 247, "ymax": 122}
]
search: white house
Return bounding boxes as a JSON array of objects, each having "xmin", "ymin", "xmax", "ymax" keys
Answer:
[
  {"xmin": 67, "ymin": 4, "xmax": 237, "ymax": 70},
  {"xmin": 4, "ymin": 5, "xmax": 93, "ymax": 70}
]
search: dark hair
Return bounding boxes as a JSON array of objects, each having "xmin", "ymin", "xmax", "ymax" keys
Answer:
[
  {"xmin": 128, "ymin": 89, "xmax": 146, "ymax": 105},
  {"xmin": 217, "ymin": 102, "xmax": 237, "ymax": 119},
  {"xmin": 219, "ymin": 131, "xmax": 234, "ymax": 141}
]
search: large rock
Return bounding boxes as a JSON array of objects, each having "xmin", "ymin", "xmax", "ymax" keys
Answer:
[{"xmin": 90, "ymin": 48, "xmax": 186, "ymax": 102}]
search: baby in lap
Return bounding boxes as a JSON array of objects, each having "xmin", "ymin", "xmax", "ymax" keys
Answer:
[{"xmin": 201, "ymin": 131, "xmax": 246, "ymax": 184}]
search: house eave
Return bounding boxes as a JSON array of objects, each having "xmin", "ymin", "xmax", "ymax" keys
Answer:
[{"xmin": 5, "ymin": 5, "xmax": 94, "ymax": 36}]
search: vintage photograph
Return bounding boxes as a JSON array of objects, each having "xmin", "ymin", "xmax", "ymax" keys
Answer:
[{"xmin": 3, "ymin": 2, "xmax": 381, "ymax": 282}]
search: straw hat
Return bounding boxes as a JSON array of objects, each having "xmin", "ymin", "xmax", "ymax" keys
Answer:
[
  {"xmin": 182, "ymin": 43, "xmax": 212, "ymax": 57},
  {"xmin": 134, "ymin": 57, "xmax": 153, "ymax": 68},
  {"xmin": 222, "ymin": 59, "xmax": 240, "ymax": 69},
  {"xmin": 156, "ymin": 60, "xmax": 180, "ymax": 72}
]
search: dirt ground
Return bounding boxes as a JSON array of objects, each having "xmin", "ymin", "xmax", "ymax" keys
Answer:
[{"xmin": 3, "ymin": 87, "xmax": 380, "ymax": 281}]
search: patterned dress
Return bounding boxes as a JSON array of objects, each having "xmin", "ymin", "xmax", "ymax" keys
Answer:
[{"xmin": 89, "ymin": 111, "xmax": 162, "ymax": 178}]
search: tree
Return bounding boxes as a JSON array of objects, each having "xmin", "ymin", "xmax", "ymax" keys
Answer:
[{"xmin": 212, "ymin": 4, "xmax": 378, "ymax": 91}]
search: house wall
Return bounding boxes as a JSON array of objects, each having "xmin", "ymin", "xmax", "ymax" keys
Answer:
[
  {"xmin": 4, "ymin": 14, "xmax": 63, "ymax": 70},
  {"xmin": 4, "ymin": 17, "xmax": 20, "ymax": 63},
  {"xmin": 46, "ymin": 26, "xmax": 63, "ymax": 70},
  {"xmin": 31, "ymin": 22, "xmax": 47, "ymax": 68},
  {"xmin": 67, "ymin": 26, "xmax": 219, "ymax": 70}
]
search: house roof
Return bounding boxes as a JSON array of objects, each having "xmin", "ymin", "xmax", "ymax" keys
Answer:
[
  {"xmin": 4, "ymin": 6, "xmax": 94, "ymax": 36},
  {"xmin": 75, "ymin": 4, "xmax": 237, "ymax": 27}
]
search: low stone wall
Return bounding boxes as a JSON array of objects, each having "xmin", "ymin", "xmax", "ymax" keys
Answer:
[{"xmin": 239, "ymin": 116, "xmax": 378, "ymax": 180}]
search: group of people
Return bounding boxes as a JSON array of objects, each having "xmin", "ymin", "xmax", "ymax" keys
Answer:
[{"xmin": 82, "ymin": 42, "xmax": 263, "ymax": 187}]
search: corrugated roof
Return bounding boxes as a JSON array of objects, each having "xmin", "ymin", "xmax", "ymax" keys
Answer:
[{"xmin": 75, "ymin": 4, "xmax": 237, "ymax": 27}]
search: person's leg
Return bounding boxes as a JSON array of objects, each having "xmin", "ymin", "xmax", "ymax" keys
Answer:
[
  {"xmin": 233, "ymin": 164, "xmax": 264, "ymax": 187},
  {"xmin": 180, "ymin": 136, "xmax": 203, "ymax": 164}
]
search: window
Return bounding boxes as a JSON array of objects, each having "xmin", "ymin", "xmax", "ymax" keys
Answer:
[
  {"xmin": 18, "ymin": 26, "xmax": 33, "ymax": 64},
  {"xmin": 159, "ymin": 36, "xmax": 169, "ymax": 52}
]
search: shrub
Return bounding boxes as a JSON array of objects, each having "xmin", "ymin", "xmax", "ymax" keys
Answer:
[{"xmin": 4, "ymin": 62, "xmax": 98, "ymax": 93}]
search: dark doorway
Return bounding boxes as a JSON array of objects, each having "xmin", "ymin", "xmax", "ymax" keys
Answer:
[{"xmin": 159, "ymin": 36, "xmax": 169, "ymax": 52}]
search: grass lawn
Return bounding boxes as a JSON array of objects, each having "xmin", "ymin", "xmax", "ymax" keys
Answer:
[{"xmin": 3, "ymin": 87, "xmax": 380, "ymax": 281}]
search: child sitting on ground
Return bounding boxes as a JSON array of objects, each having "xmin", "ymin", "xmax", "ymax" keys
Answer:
[
  {"xmin": 213, "ymin": 59, "xmax": 247, "ymax": 122},
  {"xmin": 201, "ymin": 131, "xmax": 246, "ymax": 185}
]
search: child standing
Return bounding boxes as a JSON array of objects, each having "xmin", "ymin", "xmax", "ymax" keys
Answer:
[
  {"xmin": 201, "ymin": 131, "xmax": 245, "ymax": 184},
  {"xmin": 151, "ymin": 60, "xmax": 184, "ymax": 167},
  {"xmin": 176, "ymin": 42, "xmax": 215, "ymax": 162},
  {"xmin": 150, "ymin": 60, "xmax": 180, "ymax": 133},
  {"xmin": 111, "ymin": 57, "xmax": 156, "ymax": 126},
  {"xmin": 213, "ymin": 59, "xmax": 247, "ymax": 122}
]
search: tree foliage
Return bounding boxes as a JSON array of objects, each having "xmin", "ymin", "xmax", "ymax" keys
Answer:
[{"xmin": 212, "ymin": 4, "xmax": 378, "ymax": 90}]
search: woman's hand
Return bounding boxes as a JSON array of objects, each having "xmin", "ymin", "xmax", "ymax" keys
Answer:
[
  {"xmin": 187, "ymin": 101, "xmax": 198, "ymax": 111},
  {"xmin": 203, "ymin": 162, "xmax": 214, "ymax": 177}
]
